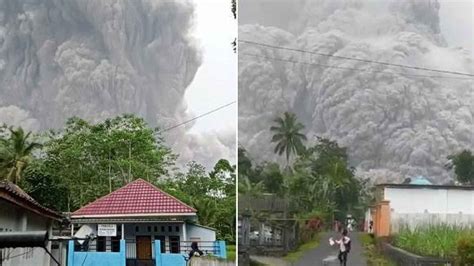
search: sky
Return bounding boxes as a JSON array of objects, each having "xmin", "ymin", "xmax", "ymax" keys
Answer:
[
  {"xmin": 438, "ymin": 0, "xmax": 473, "ymax": 55},
  {"xmin": 185, "ymin": 0, "xmax": 237, "ymax": 134}
]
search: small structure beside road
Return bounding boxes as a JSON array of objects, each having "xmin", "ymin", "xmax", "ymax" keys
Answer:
[
  {"xmin": 367, "ymin": 180, "xmax": 474, "ymax": 236},
  {"xmin": 0, "ymin": 181, "xmax": 63, "ymax": 266}
]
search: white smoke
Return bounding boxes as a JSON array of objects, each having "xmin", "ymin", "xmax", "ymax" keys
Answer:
[
  {"xmin": 238, "ymin": 0, "xmax": 473, "ymax": 183},
  {"xmin": 0, "ymin": 105, "xmax": 40, "ymax": 131},
  {"xmin": 0, "ymin": 0, "xmax": 233, "ymax": 169}
]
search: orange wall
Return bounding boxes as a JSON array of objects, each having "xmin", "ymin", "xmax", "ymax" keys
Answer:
[{"xmin": 372, "ymin": 200, "xmax": 390, "ymax": 237}]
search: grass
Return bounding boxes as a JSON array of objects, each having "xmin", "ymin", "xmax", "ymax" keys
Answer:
[
  {"xmin": 283, "ymin": 235, "xmax": 320, "ymax": 263},
  {"xmin": 394, "ymin": 224, "xmax": 474, "ymax": 259},
  {"xmin": 360, "ymin": 233, "xmax": 396, "ymax": 266},
  {"xmin": 249, "ymin": 260, "xmax": 268, "ymax": 266},
  {"xmin": 227, "ymin": 244, "xmax": 236, "ymax": 262}
]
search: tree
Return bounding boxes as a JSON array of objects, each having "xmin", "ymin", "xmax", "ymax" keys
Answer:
[
  {"xmin": 231, "ymin": 0, "xmax": 236, "ymax": 19},
  {"xmin": 33, "ymin": 114, "xmax": 175, "ymax": 210},
  {"xmin": 0, "ymin": 127, "xmax": 42, "ymax": 184},
  {"xmin": 162, "ymin": 160, "xmax": 236, "ymax": 242},
  {"xmin": 238, "ymin": 176, "xmax": 264, "ymax": 197},
  {"xmin": 270, "ymin": 112, "xmax": 307, "ymax": 165},
  {"xmin": 447, "ymin": 150, "xmax": 474, "ymax": 185},
  {"xmin": 238, "ymin": 147, "xmax": 252, "ymax": 179},
  {"xmin": 289, "ymin": 137, "xmax": 363, "ymax": 221},
  {"xmin": 259, "ymin": 162, "xmax": 285, "ymax": 195}
]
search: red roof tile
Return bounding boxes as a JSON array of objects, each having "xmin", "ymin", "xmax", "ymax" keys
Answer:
[{"xmin": 71, "ymin": 179, "xmax": 196, "ymax": 217}]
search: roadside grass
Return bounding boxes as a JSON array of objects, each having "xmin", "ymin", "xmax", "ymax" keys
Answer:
[
  {"xmin": 227, "ymin": 244, "xmax": 236, "ymax": 262},
  {"xmin": 283, "ymin": 235, "xmax": 320, "ymax": 263},
  {"xmin": 394, "ymin": 224, "xmax": 473, "ymax": 259},
  {"xmin": 360, "ymin": 233, "xmax": 396, "ymax": 266},
  {"xmin": 249, "ymin": 260, "xmax": 268, "ymax": 266}
]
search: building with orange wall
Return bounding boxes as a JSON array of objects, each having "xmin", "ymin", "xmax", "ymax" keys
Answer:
[{"xmin": 367, "ymin": 182, "xmax": 474, "ymax": 237}]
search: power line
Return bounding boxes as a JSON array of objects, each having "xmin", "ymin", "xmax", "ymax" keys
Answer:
[
  {"xmin": 241, "ymin": 53, "xmax": 474, "ymax": 80},
  {"xmin": 159, "ymin": 101, "xmax": 236, "ymax": 133},
  {"xmin": 239, "ymin": 39, "xmax": 474, "ymax": 78}
]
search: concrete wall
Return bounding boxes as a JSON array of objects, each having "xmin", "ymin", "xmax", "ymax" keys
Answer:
[
  {"xmin": 391, "ymin": 212, "xmax": 474, "ymax": 232},
  {"xmin": 384, "ymin": 187, "xmax": 474, "ymax": 232},
  {"xmin": 186, "ymin": 224, "xmax": 216, "ymax": 242},
  {"xmin": 155, "ymin": 240, "xmax": 185, "ymax": 266},
  {"xmin": 0, "ymin": 199, "xmax": 54, "ymax": 266},
  {"xmin": 189, "ymin": 257, "xmax": 235, "ymax": 266},
  {"xmin": 385, "ymin": 187, "xmax": 474, "ymax": 214},
  {"xmin": 68, "ymin": 240, "xmax": 125, "ymax": 266}
]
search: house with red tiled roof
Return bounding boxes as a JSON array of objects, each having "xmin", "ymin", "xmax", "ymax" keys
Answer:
[{"xmin": 67, "ymin": 178, "xmax": 226, "ymax": 266}]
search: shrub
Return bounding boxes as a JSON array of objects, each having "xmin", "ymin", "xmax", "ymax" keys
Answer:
[
  {"xmin": 394, "ymin": 224, "xmax": 472, "ymax": 259},
  {"xmin": 457, "ymin": 234, "xmax": 474, "ymax": 265}
]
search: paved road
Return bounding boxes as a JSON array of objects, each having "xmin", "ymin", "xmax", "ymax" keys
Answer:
[
  {"xmin": 296, "ymin": 232, "xmax": 367, "ymax": 266},
  {"xmin": 250, "ymin": 255, "xmax": 290, "ymax": 266}
]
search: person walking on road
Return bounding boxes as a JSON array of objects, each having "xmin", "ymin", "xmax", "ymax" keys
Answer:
[{"xmin": 330, "ymin": 229, "xmax": 351, "ymax": 266}]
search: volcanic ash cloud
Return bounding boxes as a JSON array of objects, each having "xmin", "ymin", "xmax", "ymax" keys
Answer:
[
  {"xmin": 0, "ymin": 0, "xmax": 233, "ymax": 168},
  {"xmin": 238, "ymin": 0, "xmax": 473, "ymax": 183}
]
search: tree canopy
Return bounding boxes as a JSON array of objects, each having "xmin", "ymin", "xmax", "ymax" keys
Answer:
[
  {"xmin": 0, "ymin": 126, "xmax": 41, "ymax": 184},
  {"xmin": 447, "ymin": 150, "xmax": 474, "ymax": 185},
  {"xmin": 270, "ymin": 112, "xmax": 307, "ymax": 165},
  {"xmin": 0, "ymin": 114, "xmax": 236, "ymax": 242}
]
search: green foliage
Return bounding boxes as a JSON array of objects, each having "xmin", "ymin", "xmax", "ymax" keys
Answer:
[
  {"xmin": 457, "ymin": 233, "xmax": 474, "ymax": 265},
  {"xmin": 0, "ymin": 115, "xmax": 235, "ymax": 242},
  {"xmin": 394, "ymin": 224, "xmax": 473, "ymax": 259},
  {"xmin": 19, "ymin": 160, "xmax": 69, "ymax": 211},
  {"xmin": 239, "ymin": 134, "xmax": 368, "ymax": 226},
  {"xmin": 447, "ymin": 150, "xmax": 474, "ymax": 185},
  {"xmin": 0, "ymin": 127, "xmax": 42, "ymax": 183},
  {"xmin": 238, "ymin": 147, "xmax": 253, "ymax": 179},
  {"xmin": 360, "ymin": 233, "xmax": 395, "ymax": 266},
  {"xmin": 249, "ymin": 260, "xmax": 268, "ymax": 266},
  {"xmin": 284, "ymin": 235, "xmax": 320, "ymax": 263},
  {"xmin": 161, "ymin": 160, "xmax": 236, "ymax": 242},
  {"xmin": 270, "ymin": 112, "xmax": 307, "ymax": 164},
  {"xmin": 28, "ymin": 114, "xmax": 175, "ymax": 211},
  {"xmin": 289, "ymin": 137, "xmax": 365, "ymax": 221},
  {"xmin": 227, "ymin": 244, "xmax": 236, "ymax": 262}
]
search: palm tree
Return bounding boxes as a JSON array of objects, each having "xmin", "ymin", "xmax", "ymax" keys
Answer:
[
  {"xmin": 238, "ymin": 176, "xmax": 264, "ymax": 197},
  {"xmin": 0, "ymin": 127, "xmax": 42, "ymax": 184},
  {"xmin": 270, "ymin": 112, "xmax": 307, "ymax": 165}
]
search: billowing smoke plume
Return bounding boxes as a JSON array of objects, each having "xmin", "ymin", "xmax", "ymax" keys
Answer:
[
  {"xmin": 0, "ymin": 0, "xmax": 234, "ymax": 169},
  {"xmin": 239, "ymin": 0, "xmax": 473, "ymax": 183}
]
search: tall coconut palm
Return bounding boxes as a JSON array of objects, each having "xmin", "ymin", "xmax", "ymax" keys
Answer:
[
  {"xmin": 270, "ymin": 112, "xmax": 307, "ymax": 165},
  {"xmin": 0, "ymin": 127, "xmax": 42, "ymax": 184}
]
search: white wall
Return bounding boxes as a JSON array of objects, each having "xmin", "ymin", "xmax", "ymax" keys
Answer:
[
  {"xmin": 384, "ymin": 187, "xmax": 474, "ymax": 232},
  {"xmin": 0, "ymin": 199, "xmax": 53, "ymax": 266},
  {"xmin": 385, "ymin": 187, "xmax": 474, "ymax": 214},
  {"xmin": 186, "ymin": 224, "xmax": 216, "ymax": 242}
]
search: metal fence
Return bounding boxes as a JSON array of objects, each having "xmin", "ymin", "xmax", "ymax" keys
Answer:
[
  {"xmin": 123, "ymin": 240, "xmax": 222, "ymax": 258},
  {"xmin": 73, "ymin": 237, "xmax": 122, "ymax": 252}
]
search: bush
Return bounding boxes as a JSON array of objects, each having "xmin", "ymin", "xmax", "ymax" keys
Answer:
[
  {"xmin": 457, "ymin": 234, "xmax": 474, "ymax": 265},
  {"xmin": 360, "ymin": 233, "xmax": 395, "ymax": 266},
  {"xmin": 394, "ymin": 224, "xmax": 472, "ymax": 259}
]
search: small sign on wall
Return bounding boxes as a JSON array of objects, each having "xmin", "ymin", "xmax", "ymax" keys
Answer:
[{"xmin": 98, "ymin": 224, "xmax": 117, "ymax": 237}]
